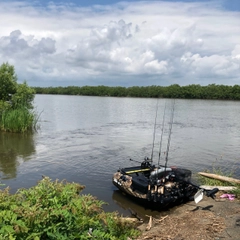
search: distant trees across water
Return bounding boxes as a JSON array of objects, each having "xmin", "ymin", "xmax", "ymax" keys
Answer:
[{"xmin": 33, "ymin": 84, "xmax": 240, "ymax": 100}]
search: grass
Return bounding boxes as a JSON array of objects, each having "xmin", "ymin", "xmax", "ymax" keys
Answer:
[
  {"xmin": 198, "ymin": 162, "xmax": 240, "ymax": 198},
  {"xmin": 232, "ymin": 186, "xmax": 240, "ymax": 198},
  {"xmin": 0, "ymin": 106, "xmax": 39, "ymax": 133}
]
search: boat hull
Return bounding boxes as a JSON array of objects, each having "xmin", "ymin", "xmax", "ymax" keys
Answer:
[{"xmin": 112, "ymin": 165, "xmax": 199, "ymax": 209}]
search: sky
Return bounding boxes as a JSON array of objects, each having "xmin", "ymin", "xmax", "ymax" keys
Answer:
[{"xmin": 0, "ymin": 0, "xmax": 239, "ymax": 87}]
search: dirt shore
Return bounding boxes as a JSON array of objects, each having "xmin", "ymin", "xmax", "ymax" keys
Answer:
[{"xmin": 135, "ymin": 192, "xmax": 240, "ymax": 240}]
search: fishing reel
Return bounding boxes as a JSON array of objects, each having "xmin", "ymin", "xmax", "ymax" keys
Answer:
[{"xmin": 141, "ymin": 157, "xmax": 154, "ymax": 169}]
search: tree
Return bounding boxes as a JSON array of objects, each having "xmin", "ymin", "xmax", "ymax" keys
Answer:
[
  {"xmin": 11, "ymin": 81, "xmax": 35, "ymax": 109},
  {"xmin": 0, "ymin": 62, "xmax": 17, "ymax": 101},
  {"xmin": 0, "ymin": 63, "xmax": 35, "ymax": 109},
  {"xmin": 0, "ymin": 63, "xmax": 37, "ymax": 133}
]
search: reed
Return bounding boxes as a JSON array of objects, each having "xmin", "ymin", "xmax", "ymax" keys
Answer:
[{"xmin": 0, "ymin": 106, "xmax": 38, "ymax": 133}]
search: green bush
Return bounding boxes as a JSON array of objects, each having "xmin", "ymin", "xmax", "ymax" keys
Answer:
[
  {"xmin": 0, "ymin": 106, "xmax": 38, "ymax": 133},
  {"xmin": 0, "ymin": 100, "xmax": 10, "ymax": 112},
  {"xmin": 0, "ymin": 63, "xmax": 38, "ymax": 133},
  {"xmin": 0, "ymin": 177, "xmax": 140, "ymax": 239}
]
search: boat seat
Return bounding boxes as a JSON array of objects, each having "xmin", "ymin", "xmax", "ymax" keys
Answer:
[{"xmin": 131, "ymin": 175, "xmax": 149, "ymax": 194}]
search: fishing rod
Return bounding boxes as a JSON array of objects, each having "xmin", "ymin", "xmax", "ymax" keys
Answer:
[
  {"xmin": 150, "ymin": 99, "xmax": 159, "ymax": 163},
  {"xmin": 157, "ymin": 101, "xmax": 166, "ymax": 167},
  {"xmin": 130, "ymin": 157, "xmax": 152, "ymax": 169},
  {"xmin": 164, "ymin": 99, "xmax": 175, "ymax": 170},
  {"xmin": 129, "ymin": 158, "xmax": 142, "ymax": 164}
]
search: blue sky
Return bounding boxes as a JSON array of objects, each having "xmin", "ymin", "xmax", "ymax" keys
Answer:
[
  {"xmin": 0, "ymin": 0, "xmax": 239, "ymax": 87},
  {"xmin": 8, "ymin": 0, "xmax": 240, "ymax": 10}
]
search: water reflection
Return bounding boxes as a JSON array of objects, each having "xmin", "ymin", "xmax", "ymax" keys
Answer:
[
  {"xmin": 112, "ymin": 190, "xmax": 171, "ymax": 220},
  {"xmin": 0, "ymin": 133, "xmax": 35, "ymax": 179}
]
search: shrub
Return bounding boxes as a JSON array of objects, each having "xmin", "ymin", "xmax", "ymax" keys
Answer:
[
  {"xmin": 0, "ymin": 177, "xmax": 140, "ymax": 239},
  {"xmin": 0, "ymin": 63, "xmax": 37, "ymax": 133}
]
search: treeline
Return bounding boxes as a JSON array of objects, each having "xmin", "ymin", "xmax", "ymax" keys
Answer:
[{"xmin": 34, "ymin": 84, "xmax": 240, "ymax": 100}]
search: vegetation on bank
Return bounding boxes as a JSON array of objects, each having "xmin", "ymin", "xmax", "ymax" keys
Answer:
[
  {"xmin": 198, "ymin": 165, "xmax": 240, "ymax": 198},
  {"xmin": 0, "ymin": 177, "xmax": 139, "ymax": 240},
  {"xmin": 232, "ymin": 185, "xmax": 240, "ymax": 198},
  {"xmin": 0, "ymin": 63, "xmax": 37, "ymax": 133},
  {"xmin": 34, "ymin": 84, "xmax": 240, "ymax": 100},
  {"xmin": 200, "ymin": 177, "xmax": 240, "ymax": 199}
]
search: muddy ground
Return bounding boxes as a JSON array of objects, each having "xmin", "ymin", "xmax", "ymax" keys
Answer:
[{"xmin": 135, "ymin": 192, "xmax": 240, "ymax": 240}]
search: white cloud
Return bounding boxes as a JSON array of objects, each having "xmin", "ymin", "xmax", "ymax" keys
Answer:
[
  {"xmin": 232, "ymin": 45, "xmax": 240, "ymax": 60},
  {"xmin": 181, "ymin": 53, "xmax": 239, "ymax": 78},
  {"xmin": 0, "ymin": 30, "xmax": 56, "ymax": 56},
  {"xmin": 144, "ymin": 60, "xmax": 168, "ymax": 74},
  {"xmin": 0, "ymin": 1, "xmax": 239, "ymax": 86}
]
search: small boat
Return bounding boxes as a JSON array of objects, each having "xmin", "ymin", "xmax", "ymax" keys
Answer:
[
  {"xmin": 113, "ymin": 158, "xmax": 218, "ymax": 209},
  {"xmin": 112, "ymin": 101, "xmax": 218, "ymax": 209}
]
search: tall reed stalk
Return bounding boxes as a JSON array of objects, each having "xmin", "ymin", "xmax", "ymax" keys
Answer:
[{"xmin": 0, "ymin": 106, "xmax": 38, "ymax": 133}]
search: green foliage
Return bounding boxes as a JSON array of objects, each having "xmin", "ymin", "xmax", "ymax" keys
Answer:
[
  {"xmin": 0, "ymin": 100, "xmax": 11, "ymax": 112},
  {"xmin": 198, "ymin": 158, "xmax": 236, "ymax": 187},
  {"xmin": 231, "ymin": 184, "xmax": 240, "ymax": 198},
  {"xmin": 198, "ymin": 160, "xmax": 240, "ymax": 199},
  {"xmin": 0, "ymin": 106, "xmax": 38, "ymax": 133},
  {"xmin": 0, "ymin": 63, "xmax": 17, "ymax": 102},
  {"xmin": 0, "ymin": 177, "xmax": 140, "ymax": 239},
  {"xmin": 198, "ymin": 171, "xmax": 233, "ymax": 187},
  {"xmin": 33, "ymin": 84, "xmax": 240, "ymax": 100},
  {"xmin": 11, "ymin": 81, "xmax": 36, "ymax": 109},
  {"xmin": 0, "ymin": 62, "xmax": 37, "ymax": 132}
]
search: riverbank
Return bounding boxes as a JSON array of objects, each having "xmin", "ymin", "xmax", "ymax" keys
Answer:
[{"xmin": 135, "ymin": 191, "xmax": 240, "ymax": 240}]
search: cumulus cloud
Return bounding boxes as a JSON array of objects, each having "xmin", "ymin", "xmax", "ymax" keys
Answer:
[
  {"xmin": 181, "ymin": 53, "xmax": 239, "ymax": 78},
  {"xmin": 66, "ymin": 20, "xmax": 132, "ymax": 64},
  {"xmin": 0, "ymin": 30, "xmax": 56, "ymax": 56},
  {"xmin": 232, "ymin": 45, "xmax": 240, "ymax": 60},
  {"xmin": 0, "ymin": 1, "xmax": 239, "ymax": 86}
]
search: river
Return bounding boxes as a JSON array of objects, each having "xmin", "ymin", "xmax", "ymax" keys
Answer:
[{"xmin": 0, "ymin": 95, "xmax": 239, "ymax": 217}]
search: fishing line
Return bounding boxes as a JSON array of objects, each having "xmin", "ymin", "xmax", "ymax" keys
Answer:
[
  {"xmin": 164, "ymin": 99, "xmax": 175, "ymax": 170},
  {"xmin": 157, "ymin": 101, "xmax": 166, "ymax": 167},
  {"xmin": 150, "ymin": 99, "xmax": 159, "ymax": 163}
]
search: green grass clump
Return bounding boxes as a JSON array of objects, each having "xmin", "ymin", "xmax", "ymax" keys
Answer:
[
  {"xmin": 0, "ymin": 106, "xmax": 38, "ymax": 133},
  {"xmin": 230, "ymin": 184, "xmax": 240, "ymax": 198},
  {"xmin": 198, "ymin": 162, "xmax": 240, "ymax": 199},
  {"xmin": 0, "ymin": 177, "xmax": 140, "ymax": 240},
  {"xmin": 198, "ymin": 167, "xmax": 233, "ymax": 187},
  {"xmin": 198, "ymin": 158, "xmax": 237, "ymax": 186}
]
